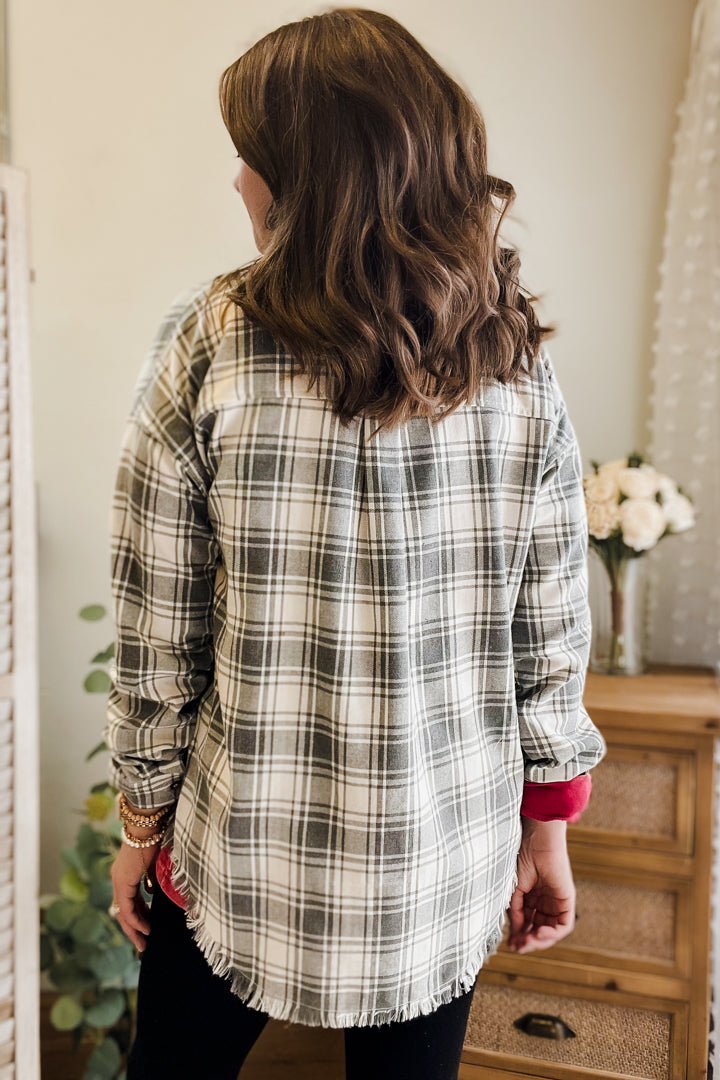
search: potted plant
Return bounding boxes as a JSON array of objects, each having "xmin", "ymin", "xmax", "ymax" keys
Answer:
[{"xmin": 39, "ymin": 604, "xmax": 147, "ymax": 1080}]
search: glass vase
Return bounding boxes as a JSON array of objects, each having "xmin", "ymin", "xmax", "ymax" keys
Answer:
[{"xmin": 587, "ymin": 546, "xmax": 649, "ymax": 675}]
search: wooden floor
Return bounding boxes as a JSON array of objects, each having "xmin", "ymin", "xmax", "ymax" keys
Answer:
[
  {"xmin": 41, "ymin": 991, "xmax": 346, "ymax": 1079},
  {"xmin": 244, "ymin": 1022, "xmax": 345, "ymax": 1080}
]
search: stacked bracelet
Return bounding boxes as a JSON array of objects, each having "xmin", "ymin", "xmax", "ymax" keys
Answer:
[
  {"xmin": 121, "ymin": 822, "xmax": 167, "ymax": 849},
  {"xmin": 117, "ymin": 793, "xmax": 172, "ymax": 850},
  {"xmin": 118, "ymin": 792, "xmax": 172, "ymax": 828}
]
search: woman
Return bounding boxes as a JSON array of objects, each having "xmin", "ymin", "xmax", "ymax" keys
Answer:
[{"xmin": 104, "ymin": 8, "xmax": 607, "ymax": 1079}]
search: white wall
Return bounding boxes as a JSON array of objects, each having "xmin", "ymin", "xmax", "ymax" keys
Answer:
[{"xmin": 7, "ymin": 0, "xmax": 696, "ymax": 893}]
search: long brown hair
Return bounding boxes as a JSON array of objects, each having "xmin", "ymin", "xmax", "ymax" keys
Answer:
[{"xmin": 215, "ymin": 7, "xmax": 556, "ymax": 441}]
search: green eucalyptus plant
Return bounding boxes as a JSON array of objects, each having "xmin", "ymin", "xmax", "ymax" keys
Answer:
[{"xmin": 39, "ymin": 603, "xmax": 149, "ymax": 1080}]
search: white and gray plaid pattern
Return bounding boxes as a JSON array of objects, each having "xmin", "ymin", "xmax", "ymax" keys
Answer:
[{"xmin": 104, "ymin": 278, "xmax": 607, "ymax": 1027}]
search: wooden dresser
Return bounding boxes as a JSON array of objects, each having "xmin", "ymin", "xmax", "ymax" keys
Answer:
[{"xmin": 460, "ymin": 663, "xmax": 720, "ymax": 1080}]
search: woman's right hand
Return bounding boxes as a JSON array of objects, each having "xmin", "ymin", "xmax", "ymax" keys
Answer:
[{"xmin": 507, "ymin": 817, "xmax": 576, "ymax": 954}]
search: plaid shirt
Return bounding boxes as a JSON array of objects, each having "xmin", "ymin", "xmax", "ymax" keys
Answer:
[{"xmin": 104, "ymin": 276, "xmax": 607, "ymax": 1028}]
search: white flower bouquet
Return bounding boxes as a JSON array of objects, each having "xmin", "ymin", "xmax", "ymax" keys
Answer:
[
  {"xmin": 582, "ymin": 451, "xmax": 696, "ymax": 673},
  {"xmin": 584, "ymin": 452, "xmax": 695, "ymax": 552}
]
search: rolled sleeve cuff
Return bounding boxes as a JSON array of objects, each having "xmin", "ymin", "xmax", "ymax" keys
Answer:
[{"xmin": 520, "ymin": 772, "xmax": 592, "ymax": 822}]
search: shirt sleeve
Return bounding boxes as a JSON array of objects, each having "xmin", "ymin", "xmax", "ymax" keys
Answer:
[
  {"xmin": 102, "ymin": 289, "xmax": 219, "ymax": 811},
  {"xmin": 520, "ymin": 773, "xmax": 592, "ymax": 822},
  {"xmin": 511, "ymin": 353, "xmax": 607, "ymax": 784}
]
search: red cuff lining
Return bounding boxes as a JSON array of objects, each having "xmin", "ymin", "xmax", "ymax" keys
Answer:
[
  {"xmin": 155, "ymin": 846, "xmax": 187, "ymax": 909},
  {"xmin": 520, "ymin": 772, "xmax": 592, "ymax": 822}
]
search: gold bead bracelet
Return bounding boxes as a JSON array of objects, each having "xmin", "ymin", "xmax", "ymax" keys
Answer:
[
  {"xmin": 118, "ymin": 792, "xmax": 172, "ymax": 828},
  {"xmin": 121, "ymin": 822, "xmax": 167, "ymax": 849}
]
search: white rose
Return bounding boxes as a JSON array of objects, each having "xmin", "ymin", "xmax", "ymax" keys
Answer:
[
  {"xmin": 656, "ymin": 472, "xmax": 678, "ymax": 500},
  {"xmin": 618, "ymin": 497, "xmax": 667, "ymax": 551},
  {"xmin": 584, "ymin": 472, "xmax": 619, "ymax": 503},
  {"xmin": 587, "ymin": 499, "xmax": 622, "ymax": 539},
  {"xmin": 618, "ymin": 464, "xmax": 661, "ymax": 500},
  {"xmin": 597, "ymin": 458, "xmax": 628, "ymax": 483},
  {"xmin": 662, "ymin": 492, "xmax": 695, "ymax": 532}
]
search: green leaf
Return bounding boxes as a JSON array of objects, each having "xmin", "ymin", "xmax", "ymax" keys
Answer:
[
  {"xmin": 84, "ymin": 988, "xmax": 126, "ymax": 1029},
  {"xmin": 79, "ymin": 604, "xmax": 106, "ymax": 621},
  {"xmin": 48, "ymin": 957, "xmax": 96, "ymax": 994},
  {"xmin": 83, "ymin": 1034, "xmax": 122, "ymax": 1079},
  {"xmin": 45, "ymin": 898, "xmax": 84, "ymax": 933},
  {"xmin": 86, "ymin": 942, "xmax": 135, "ymax": 981},
  {"xmin": 85, "ymin": 741, "xmax": 109, "ymax": 763},
  {"xmin": 122, "ymin": 960, "xmax": 141, "ymax": 989},
  {"xmin": 91, "ymin": 644, "xmax": 115, "ymax": 664},
  {"xmin": 71, "ymin": 907, "xmax": 109, "ymax": 946},
  {"xmin": 106, "ymin": 819, "xmax": 123, "ymax": 842},
  {"xmin": 60, "ymin": 847, "xmax": 84, "ymax": 873},
  {"xmin": 85, "ymin": 793, "xmax": 115, "ymax": 822},
  {"xmin": 59, "ymin": 867, "xmax": 89, "ymax": 902},
  {"xmin": 87, "ymin": 874, "xmax": 114, "ymax": 911},
  {"xmin": 73, "ymin": 942, "xmax": 104, "ymax": 967},
  {"xmin": 89, "ymin": 782, "xmax": 114, "ymax": 796},
  {"xmin": 77, "ymin": 823, "xmax": 108, "ymax": 862},
  {"xmin": 84, "ymin": 670, "xmax": 113, "ymax": 694},
  {"xmin": 72, "ymin": 848, "xmax": 95, "ymax": 878},
  {"xmin": 49, "ymin": 994, "xmax": 84, "ymax": 1031},
  {"xmin": 88, "ymin": 851, "xmax": 114, "ymax": 877},
  {"xmin": 39, "ymin": 931, "xmax": 54, "ymax": 971}
]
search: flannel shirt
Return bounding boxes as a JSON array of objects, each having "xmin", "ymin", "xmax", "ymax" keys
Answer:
[
  {"xmin": 154, "ymin": 771, "xmax": 593, "ymax": 908},
  {"xmin": 104, "ymin": 275, "xmax": 607, "ymax": 1028}
]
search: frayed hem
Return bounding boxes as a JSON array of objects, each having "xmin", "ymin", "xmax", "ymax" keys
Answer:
[{"xmin": 164, "ymin": 819, "xmax": 519, "ymax": 1029}]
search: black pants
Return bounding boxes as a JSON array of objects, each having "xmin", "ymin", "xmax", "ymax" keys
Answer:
[{"xmin": 127, "ymin": 879, "xmax": 477, "ymax": 1080}]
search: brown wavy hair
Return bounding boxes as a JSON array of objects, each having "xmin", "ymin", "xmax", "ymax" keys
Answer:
[{"xmin": 214, "ymin": 6, "xmax": 556, "ymax": 441}]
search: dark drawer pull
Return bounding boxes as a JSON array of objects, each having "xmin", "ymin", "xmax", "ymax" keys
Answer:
[{"xmin": 513, "ymin": 1012, "xmax": 576, "ymax": 1040}]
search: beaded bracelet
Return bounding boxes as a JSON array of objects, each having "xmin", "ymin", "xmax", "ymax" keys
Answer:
[
  {"xmin": 121, "ymin": 822, "xmax": 167, "ymax": 849},
  {"xmin": 118, "ymin": 792, "xmax": 172, "ymax": 828}
]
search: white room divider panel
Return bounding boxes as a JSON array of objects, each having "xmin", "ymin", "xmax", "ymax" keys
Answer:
[{"xmin": 0, "ymin": 163, "xmax": 40, "ymax": 1079}]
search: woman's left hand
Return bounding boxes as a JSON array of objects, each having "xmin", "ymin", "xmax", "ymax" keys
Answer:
[{"xmin": 110, "ymin": 840, "xmax": 162, "ymax": 952}]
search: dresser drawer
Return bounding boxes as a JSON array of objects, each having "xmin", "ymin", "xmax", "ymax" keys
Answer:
[
  {"xmin": 567, "ymin": 743, "xmax": 695, "ymax": 856},
  {"xmin": 493, "ymin": 862, "xmax": 692, "ymax": 981},
  {"xmin": 460, "ymin": 970, "xmax": 689, "ymax": 1080}
]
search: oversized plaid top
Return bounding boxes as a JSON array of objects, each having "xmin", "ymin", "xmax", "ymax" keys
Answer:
[{"xmin": 104, "ymin": 276, "xmax": 607, "ymax": 1028}]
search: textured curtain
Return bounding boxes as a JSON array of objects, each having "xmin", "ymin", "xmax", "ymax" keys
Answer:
[
  {"xmin": 645, "ymin": 0, "xmax": 720, "ymax": 674},
  {"xmin": 644, "ymin": 3, "xmax": 720, "ymax": 1072}
]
